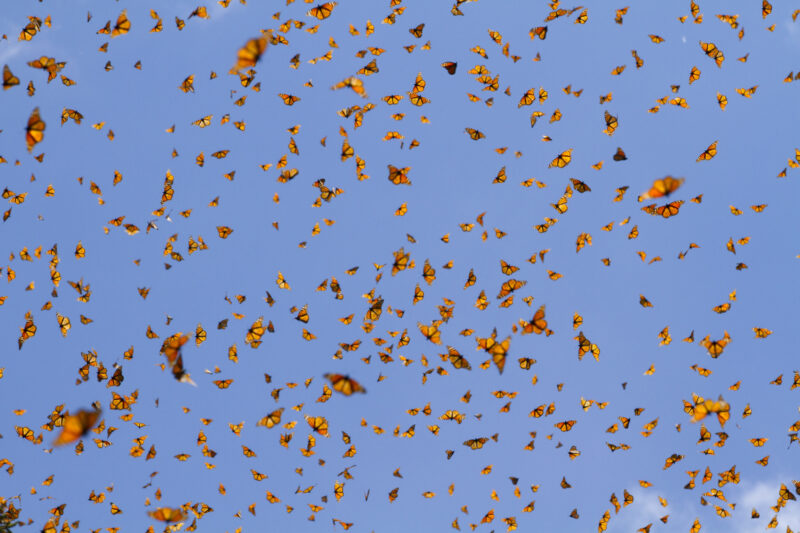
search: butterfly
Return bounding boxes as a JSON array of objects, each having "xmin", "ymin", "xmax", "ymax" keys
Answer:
[
  {"xmin": 689, "ymin": 395, "xmax": 730, "ymax": 426},
  {"xmin": 699, "ymin": 41, "xmax": 724, "ymax": 67},
  {"xmin": 160, "ymin": 333, "xmax": 189, "ymax": 364},
  {"xmin": 257, "ymin": 408, "xmax": 284, "ymax": 428},
  {"xmin": 111, "ymin": 10, "xmax": 131, "ymax": 37},
  {"xmin": 148, "ymin": 507, "xmax": 186, "ymax": 523},
  {"xmin": 26, "ymin": 107, "xmax": 46, "ymax": 152},
  {"xmin": 3, "ymin": 65, "xmax": 20, "ymax": 90},
  {"xmin": 324, "ymin": 374, "xmax": 366, "ymax": 395},
  {"xmin": 549, "ymin": 149, "xmax": 572, "ymax": 168},
  {"xmin": 170, "ymin": 354, "xmax": 195, "ymax": 385},
  {"xmin": 53, "ymin": 408, "xmax": 101, "ymax": 446},
  {"xmin": 442, "ymin": 61, "xmax": 457, "ymax": 75},
  {"xmin": 232, "ymin": 37, "xmax": 267, "ymax": 73},
  {"xmin": 530, "ymin": 26, "xmax": 547, "ymax": 40},
  {"xmin": 555, "ymin": 420, "xmax": 576, "ymax": 432},
  {"xmin": 305, "ymin": 415, "xmax": 329, "ymax": 436},
  {"xmin": 387, "ymin": 165, "xmax": 411, "ymax": 186},
  {"xmin": 445, "ymin": 346, "xmax": 471, "ymax": 370},
  {"xmin": 19, "ymin": 16, "xmax": 42, "ymax": 41},
  {"xmin": 465, "ymin": 128, "xmax": 485, "ymax": 140},
  {"xmin": 418, "ymin": 321, "xmax": 442, "ymax": 344},
  {"xmin": 696, "ymin": 141, "xmax": 718, "ymax": 161},
  {"xmin": 307, "ymin": 2, "xmax": 337, "ymax": 20},
  {"xmin": 639, "ymin": 176, "xmax": 684, "ymax": 201},
  {"xmin": 463, "ymin": 437, "xmax": 488, "ymax": 449},
  {"xmin": 522, "ymin": 305, "xmax": 548, "ymax": 335},
  {"xmin": 476, "ymin": 330, "xmax": 511, "ymax": 373}
]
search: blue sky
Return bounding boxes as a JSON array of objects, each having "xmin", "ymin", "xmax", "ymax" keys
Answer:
[{"xmin": 1, "ymin": 1, "xmax": 800, "ymax": 532}]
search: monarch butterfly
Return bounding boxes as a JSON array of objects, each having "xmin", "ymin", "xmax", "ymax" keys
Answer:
[
  {"xmin": 192, "ymin": 115, "xmax": 212, "ymax": 128},
  {"xmin": 407, "ymin": 92, "xmax": 430, "ymax": 106},
  {"xmin": 500, "ymin": 260, "xmax": 519, "ymax": 275},
  {"xmin": 331, "ymin": 76, "xmax": 367, "ymax": 97},
  {"xmin": 278, "ymin": 93, "xmax": 300, "ymax": 106},
  {"xmin": 358, "ymin": 59, "xmax": 379, "ymax": 76},
  {"xmin": 525, "ymin": 305, "xmax": 548, "ymax": 335},
  {"xmin": 56, "ymin": 313, "xmax": 71, "ymax": 337},
  {"xmin": 655, "ymin": 200, "xmax": 683, "ymax": 218},
  {"xmin": 631, "ymin": 49, "xmax": 644, "ymax": 68},
  {"xmin": 3, "ymin": 65, "xmax": 20, "ymax": 90},
  {"xmin": 549, "ymin": 149, "xmax": 572, "ymax": 168},
  {"xmin": 172, "ymin": 354, "xmax": 197, "ymax": 387},
  {"xmin": 19, "ymin": 17, "xmax": 42, "ymax": 41},
  {"xmin": 418, "ymin": 321, "xmax": 442, "ymax": 344},
  {"xmin": 245, "ymin": 317, "xmax": 265, "ymax": 348},
  {"xmin": 18, "ymin": 316, "xmax": 37, "ymax": 349},
  {"xmin": 465, "ymin": 128, "xmax": 485, "ymax": 140},
  {"xmin": 160, "ymin": 333, "xmax": 189, "ymax": 365},
  {"xmin": 305, "ymin": 415, "xmax": 329, "ymax": 436},
  {"xmin": 232, "ymin": 36, "xmax": 267, "ymax": 73},
  {"xmin": 753, "ymin": 327, "xmax": 772, "ymax": 338},
  {"xmin": 463, "ymin": 437, "xmax": 488, "ymax": 449},
  {"xmin": 736, "ymin": 85, "xmax": 758, "ymax": 98},
  {"xmin": 26, "ymin": 107, "xmax": 45, "ymax": 152},
  {"xmin": 409, "ymin": 23, "xmax": 425, "ymax": 38},
  {"xmin": 213, "ymin": 379, "xmax": 233, "ymax": 389},
  {"xmin": 148, "ymin": 507, "xmax": 186, "ymax": 523},
  {"xmin": 612, "ymin": 147, "xmax": 627, "ymax": 161},
  {"xmin": 387, "ymin": 165, "xmax": 411, "ymax": 186},
  {"xmin": 53, "ymin": 408, "xmax": 101, "ymax": 446},
  {"xmin": 555, "ymin": 420, "xmax": 576, "ymax": 432},
  {"xmin": 442, "ymin": 61, "xmax": 457, "ymax": 75},
  {"xmin": 644, "ymin": 177, "xmax": 685, "ymax": 203},
  {"xmin": 688, "ymin": 66, "xmax": 701, "ymax": 84},
  {"xmin": 324, "ymin": 374, "xmax": 366, "ymax": 395},
  {"xmin": 111, "ymin": 10, "xmax": 131, "ymax": 37},
  {"xmin": 446, "ymin": 346, "xmax": 471, "ymax": 370},
  {"xmin": 696, "ymin": 140, "xmax": 717, "ymax": 161},
  {"xmin": 530, "ymin": 26, "xmax": 547, "ymax": 39},
  {"xmin": 700, "ymin": 331, "xmax": 730, "ymax": 358},
  {"xmin": 275, "ymin": 271, "xmax": 290, "ymax": 290},
  {"xmin": 307, "ymin": 2, "xmax": 337, "ymax": 20},
  {"xmin": 603, "ymin": 111, "xmax": 618, "ymax": 136},
  {"xmin": 257, "ymin": 408, "xmax": 284, "ymax": 428},
  {"xmin": 699, "ymin": 41, "xmax": 724, "ymax": 67},
  {"xmin": 382, "ymin": 94, "xmax": 403, "ymax": 105}
]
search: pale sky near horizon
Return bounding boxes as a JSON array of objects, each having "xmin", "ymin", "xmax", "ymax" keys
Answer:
[{"xmin": 1, "ymin": 1, "xmax": 800, "ymax": 532}]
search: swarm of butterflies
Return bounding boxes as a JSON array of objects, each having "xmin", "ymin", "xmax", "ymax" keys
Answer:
[{"xmin": 2, "ymin": 0, "xmax": 800, "ymax": 532}]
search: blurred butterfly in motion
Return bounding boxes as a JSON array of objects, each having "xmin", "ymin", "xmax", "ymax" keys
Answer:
[
  {"xmin": 638, "ymin": 176, "xmax": 685, "ymax": 202},
  {"xmin": 26, "ymin": 107, "xmax": 45, "ymax": 152},
  {"xmin": 53, "ymin": 408, "xmax": 101, "ymax": 446},
  {"xmin": 324, "ymin": 373, "xmax": 366, "ymax": 395},
  {"xmin": 232, "ymin": 36, "xmax": 267, "ymax": 74},
  {"xmin": 148, "ymin": 507, "xmax": 186, "ymax": 523}
]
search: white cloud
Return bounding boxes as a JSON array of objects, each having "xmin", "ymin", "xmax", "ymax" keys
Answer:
[{"xmin": 734, "ymin": 479, "xmax": 800, "ymax": 533}]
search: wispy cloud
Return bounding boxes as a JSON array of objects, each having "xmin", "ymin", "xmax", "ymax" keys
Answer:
[
  {"xmin": 608, "ymin": 490, "xmax": 682, "ymax": 532},
  {"xmin": 0, "ymin": 42, "xmax": 24, "ymax": 64},
  {"xmin": 734, "ymin": 479, "xmax": 800, "ymax": 533}
]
